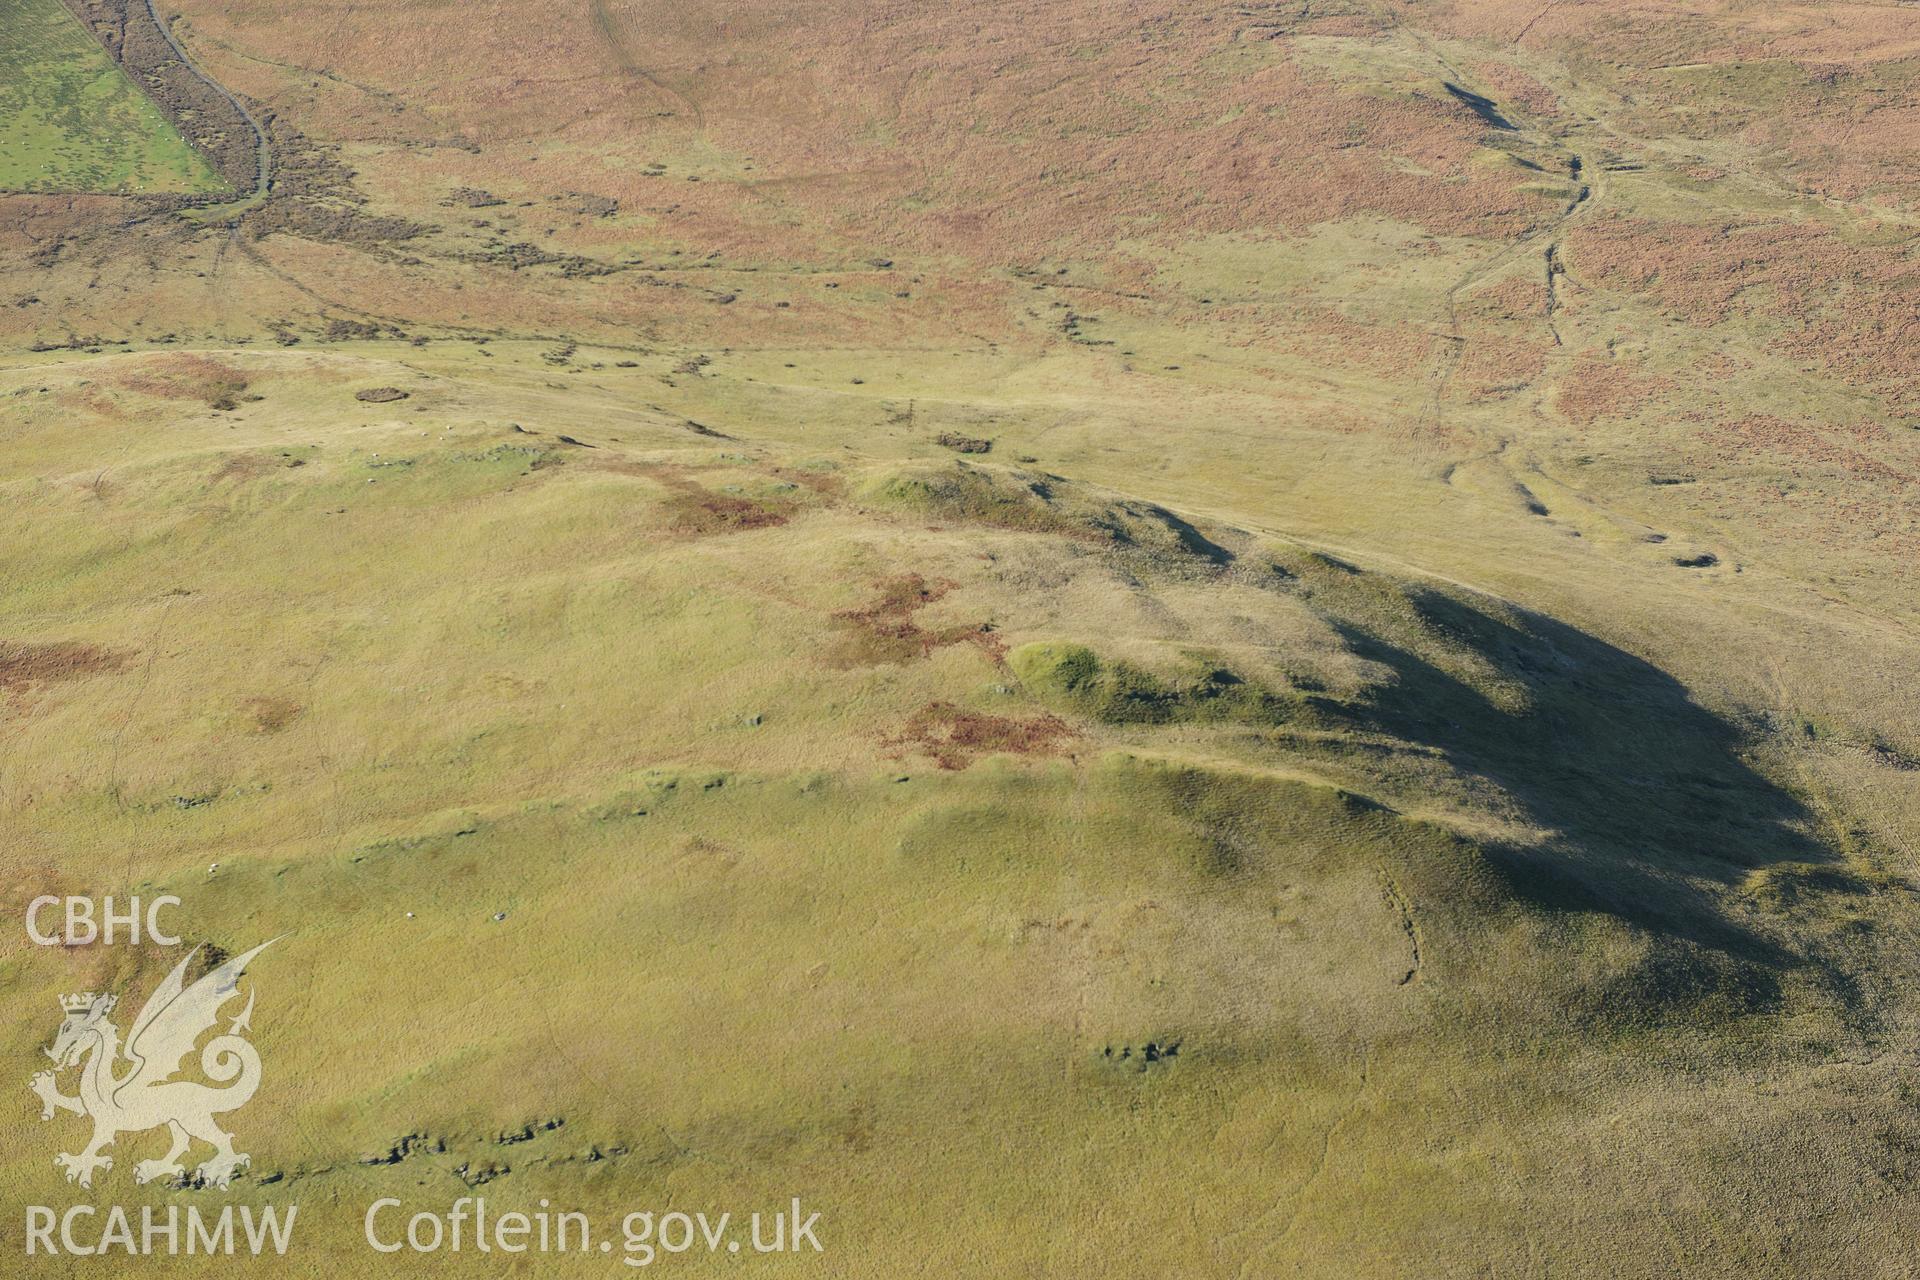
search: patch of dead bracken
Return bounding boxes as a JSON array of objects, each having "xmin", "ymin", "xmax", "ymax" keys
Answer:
[
  {"xmin": 1457, "ymin": 334, "xmax": 1549, "ymax": 401},
  {"xmin": 771, "ymin": 466, "xmax": 846, "ymax": 499},
  {"xmin": 0, "ymin": 640, "xmax": 131, "ymax": 694},
  {"xmin": 1460, "ymin": 274, "xmax": 1543, "ymax": 322},
  {"xmin": 244, "ymin": 696, "xmax": 304, "ymax": 734},
  {"xmin": 1552, "ymin": 360, "xmax": 1677, "ymax": 426},
  {"xmin": 0, "ymin": 0, "xmax": 1568, "ymax": 355},
  {"xmin": 1471, "ymin": 61, "xmax": 1564, "ymax": 118},
  {"xmin": 1288, "ymin": 15, "xmax": 1391, "ymax": 38},
  {"xmin": 1265, "ymin": 306, "xmax": 1434, "ymax": 381},
  {"xmin": 608, "ymin": 462, "xmax": 796, "ymax": 535},
  {"xmin": 214, "ymin": 452, "xmax": 305, "ymax": 483},
  {"xmin": 1555, "ymin": 14, "xmax": 1920, "ymax": 205},
  {"xmin": 668, "ymin": 491, "xmax": 786, "ymax": 534},
  {"xmin": 111, "ymin": 355, "xmax": 251, "ymax": 410},
  {"xmin": 884, "ymin": 701, "xmax": 1073, "ymax": 771},
  {"xmin": 52, "ymin": 384, "xmax": 130, "ymax": 422},
  {"xmin": 674, "ymin": 835, "xmax": 742, "ymax": 869},
  {"xmin": 1566, "ymin": 215, "xmax": 1920, "ymax": 413},
  {"xmin": 1131, "ymin": 56, "xmax": 1556, "ymax": 241},
  {"xmin": 1698, "ymin": 415, "xmax": 1916, "ymax": 490},
  {"xmin": 830, "ymin": 575, "xmax": 1005, "ymax": 667}
]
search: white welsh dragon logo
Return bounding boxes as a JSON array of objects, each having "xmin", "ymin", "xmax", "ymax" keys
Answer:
[{"xmin": 29, "ymin": 941, "xmax": 275, "ymax": 1189}]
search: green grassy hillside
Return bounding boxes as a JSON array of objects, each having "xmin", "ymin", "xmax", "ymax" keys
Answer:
[
  {"xmin": 0, "ymin": 0, "xmax": 223, "ymax": 193},
  {"xmin": 2, "ymin": 338, "xmax": 1916, "ymax": 1274}
]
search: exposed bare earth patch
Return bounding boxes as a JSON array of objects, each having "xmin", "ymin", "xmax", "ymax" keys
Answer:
[
  {"xmin": 1553, "ymin": 360, "xmax": 1676, "ymax": 426},
  {"xmin": 604, "ymin": 462, "xmax": 799, "ymax": 535},
  {"xmin": 244, "ymin": 695, "xmax": 303, "ymax": 733},
  {"xmin": 885, "ymin": 701, "xmax": 1073, "ymax": 770},
  {"xmin": 112, "ymin": 353, "xmax": 250, "ymax": 408},
  {"xmin": 0, "ymin": 639, "xmax": 130, "ymax": 693},
  {"xmin": 830, "ymin": 575, "xmax": 1004, "ymax": 667}
]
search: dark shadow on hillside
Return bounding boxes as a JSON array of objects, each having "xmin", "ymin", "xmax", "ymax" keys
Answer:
[
  {"xmin": 1141, "ymin": 505, "xmax": 1235, "ymax": 565},
  {"xmin": 1443, "ymin": 82, "xmax": 1518, "ymax": 131},
  {"xmin": 1328, "ymin": 590, "xmax": 1826, "ymax": 968}
]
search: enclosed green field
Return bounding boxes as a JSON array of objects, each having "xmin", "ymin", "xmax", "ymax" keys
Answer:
[{"xmin": 0, "ymin": 0, "xmax": 224, "ymax": 193}]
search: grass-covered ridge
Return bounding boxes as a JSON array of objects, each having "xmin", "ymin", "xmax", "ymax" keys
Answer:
[
  {"xmin": 0, "ymin": 328, "xmax": 1913, "ymax": 1275},
  {"xmin": 1010, "ymin": 640, "xmax": 1314, "ymax": 726},
  {"xmin": 2, "ymin": 346, "xmax": 1904, "ymax": 1279}
]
